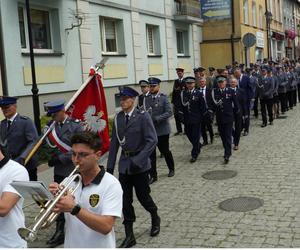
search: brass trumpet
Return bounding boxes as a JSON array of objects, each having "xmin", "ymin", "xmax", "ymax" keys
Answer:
[{"xmin": 18, "ymin": 165, "xmax": 82, "ymax": 242}]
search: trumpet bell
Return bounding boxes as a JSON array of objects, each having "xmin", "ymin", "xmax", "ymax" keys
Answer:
[{"xmin": 18, "ymin": 227, "xmax": 37, "ymax": 242}]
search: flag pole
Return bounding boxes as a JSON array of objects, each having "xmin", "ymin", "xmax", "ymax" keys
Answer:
[{"xmin": 24, "ymin": 58, "xmax": 108, "ymax": 166}]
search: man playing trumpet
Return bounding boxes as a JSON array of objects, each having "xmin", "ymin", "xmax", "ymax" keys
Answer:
[{"xmin": 49, "ymin": 131, "xmax": 123, "ymax": 248}]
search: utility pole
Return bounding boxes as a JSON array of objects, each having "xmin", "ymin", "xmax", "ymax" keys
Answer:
[{"xmin": 25, "ymin": 0, "xmax": 41, "ymax": 134}]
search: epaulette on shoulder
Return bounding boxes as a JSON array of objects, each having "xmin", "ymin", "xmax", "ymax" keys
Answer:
[
  {"xmin": 137, "ymin": 109, "xmax": 145, "ymax": 114},
  {"xmin": 69, "ymin": 118, "xmax": 81, "ymax": 123},
  {"xmin": 20, "ymin": 115, "xmax": 29, "ymax": 120}
]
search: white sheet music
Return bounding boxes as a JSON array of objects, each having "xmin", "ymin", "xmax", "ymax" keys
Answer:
[{"xmin": 10, "ymin": 181, "xmax": 53, "ymax": 201}]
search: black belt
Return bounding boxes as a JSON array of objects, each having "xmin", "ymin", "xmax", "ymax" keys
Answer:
[{"xmin": 121, "ymin": 150, "xmax": 140, "ymax": 157}]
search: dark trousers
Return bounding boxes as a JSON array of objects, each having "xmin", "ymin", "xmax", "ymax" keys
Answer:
[
  {"xmin": 292, "ymin": 89, "xmax": 297, "ymax": 106},
  {"xmin": 253, "ymin": 94, "xmax": 259, "ymax": 117},
  {"xmin": 54, "ymin": 175, "xmax": 65, "ymax": 224},
  {"xmin": 149, "ymin": 134, "xmax": 174, "ymax": 178},
  {"xmin": 218, "ymin": 122, "xmax": 233, "ymax": 158},
  {"xmin": 201, "ymin": 120, "xmax": 214, "ymax": 143},
  {"xmin": 260, "ymin": 98, "xmax": 273, "ymax": 125},
  {"xmin": 298, "ymin": 85, "xmax": 300, "ymax": 102},
  {"xmin": 174, "ymin": 113, "xmax": 183, "ymax": 133},
  {"xmin": 242, "ymin": 107, "xmax": 250, "ymax": 133},
  {"xmin": 28, "ymin": 168, "xmax": 37, "ymax": 181},
  {"xmin": 119, "ymin": 171, "xmax": 158, "ymax": 224},
  {"xmin": 287, "ymin": 91, "xmax": 293, "ymax": 109},
  {"xmin": 278, "ymin": 92, "xmax": 287, "ymax": 113},
  {"xmin": 233, "ymin": 114, "xmax": 242, "ymax": 146},
  {"xmin": 185, "ymin": 122, "xmax": 202, "ymax": 159}
]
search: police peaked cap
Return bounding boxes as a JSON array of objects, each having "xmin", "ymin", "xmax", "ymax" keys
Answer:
[
  {"xmin": 216, "ymin": 76, "xmax": 226, "ymax": 83},
  {"xmin": 119, "ymin": 86, "xmax": 139, "ymax": 97},
  {"xmin": 148, "ymin": 77, "xmax": 161, "ymax": 85},
  {"xmin": 175, "ymin": 67, "xmax": 184, "ymax": 72},
  {"xmin": 44, "ymin": 99, "xmax": 65, "ymax": 115},
  {"xmin": 0, "ymin": 96, "xmax": 17, "ymax": 106},
  {"xmin": 139, "ymin": 80, "xmax": 149, "ymax": 87},
  {"xmin": 183, "ymin": 76, "xmax": 196, "ymax": 84}
]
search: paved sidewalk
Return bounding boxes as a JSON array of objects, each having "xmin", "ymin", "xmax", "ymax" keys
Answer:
[{"xmin": 24, "ymin": 107, "xmax": 300, "ymax": 247}]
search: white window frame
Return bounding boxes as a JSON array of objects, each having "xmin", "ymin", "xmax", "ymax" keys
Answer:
[
  {"xmin": 252, "ymin": 2, "xmax": 257, "ymax": 27},
  {"xmin": 101, "ymin": 18, "xmax": 119, "ymax": 55},
  {"xmin": 243, "ymin": 0, "xmax": 249, "ymax": 24},
  {"xmin": 176, "ymin": 30, "xmax": 185, "ymax": 56},
  {"xmin": 146, "ymin": 25, "xmax": 155, "ymax": 55},
  {"xmin": 19, "ymin": 5, "xmax": 53, "ymax": 54}
]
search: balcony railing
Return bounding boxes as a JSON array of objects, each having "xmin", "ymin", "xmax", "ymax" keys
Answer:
[{"xmin": 175, "ymin": 0, "xmax": 201, "ymax": 18}]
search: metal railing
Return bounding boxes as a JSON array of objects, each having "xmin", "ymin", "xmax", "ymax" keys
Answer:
[{"xmin": 175, "ymin": 0, "xmax": 201, "ymax": 18}]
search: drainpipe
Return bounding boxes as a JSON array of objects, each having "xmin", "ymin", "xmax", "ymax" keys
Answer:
[
  {"xmin": 0, "ymin": 5, "xmax": 8, "ymax": 95},
  {"xmin": 230, "ymin": 0, "xmax": 235, "ymax": 63}
]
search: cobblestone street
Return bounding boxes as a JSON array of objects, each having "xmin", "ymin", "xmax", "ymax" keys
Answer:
[{"xmin": 24, "ymin": 106, "xmax": 300, "ymax": 248}]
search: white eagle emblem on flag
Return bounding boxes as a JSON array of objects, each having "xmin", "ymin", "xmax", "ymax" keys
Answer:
[{"xmin": 83, "ymin": 105, "xmax": 107, "ymax": 133}]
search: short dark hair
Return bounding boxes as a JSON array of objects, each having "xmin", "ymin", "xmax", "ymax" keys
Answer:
[{"xmin": 71, "ymin": 131, "xmax": 102, "ymax": 151}]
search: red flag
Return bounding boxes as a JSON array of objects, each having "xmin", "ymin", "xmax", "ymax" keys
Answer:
[{"xmin": 66, "ymin": 69, "xmax": 110, "ymax": 154}]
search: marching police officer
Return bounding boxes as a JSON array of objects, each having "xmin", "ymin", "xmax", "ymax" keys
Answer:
[
  {"xmin": 230, "ymin": 78, "xmax": 245, "ymax": 151},
  {"xmin": 171, "ymin": 68, "xmax": 185, "ymax": 135},
  {"xmin": 275, "ymin": 66, "xmax": 288, "ymax": 114},
  {"xmin": 233, "ymin": 67, "xmax": 255, "ymax": 136},
  {"xmin": 137, "ymin": 80, "xmax": 150, "ymax": 111},
  {"xmin": 181, "ymin": 77, "xmax": 206, "ymax": 163},
  {"xmin": 198, "ymin": 77, "xmax": 214, "ymax": 145},
  {"xmin": 146, "ymin": 77, "xmax": 175, "ymax": 183},
  {"xmin": 43, "ymin": 99, "xmax": 84, "ymax": 247},
  {"xmin": 257, "ymin": 66, "xmax": 275, "ymax": 127},
  {"xmin": 107, "ymin": 87, "xmax": 160, "ymax": 248},
  {"xmin": 0, "ymin": 96, "xmax": 39, "ymax": 181},
  {"xmin": 209, "ymin": 76, "xmax": 239, "ymax": 164}
]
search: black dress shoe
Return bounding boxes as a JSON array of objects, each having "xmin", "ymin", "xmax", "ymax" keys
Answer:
[
  {"xmin": 174, "ymin": 132, "xmax": 182, "ymax": 136},
  {"xmin": 202, "ymin": 141, "xmax": 208, "ymax": 146},
  {"xmin": 243, "ymin": 131, "xmax": 248, "ymax": 136},
  {"xmin": 168, "ymin": 170, "xmax": 175, "ymax": 177},
  {"xmin": 261, "ymin": 123, "xmax": 267, "ymax": 128},
  {"xmin": 149, "ymin": 176, "xmax": 157, "ymax": 184},
  {"xmin": 119, "ymin": 235, "xmax": 136, "ymax": 248},
  {"xmin": 224, "ymin": 157, "xmax": 229, "ymax": 164},
  {"xmin": 269, "ymin": 121, "xmax": 273, "ymax": 125},
  {"xmin": 150, "ymin": 216, "xmax": 160, "ymax": 237},
  {"xmin": 190, "ymin": 157, "xmax": 197, "ymax": 163}
]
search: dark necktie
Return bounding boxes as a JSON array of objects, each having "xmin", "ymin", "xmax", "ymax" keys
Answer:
[
  {"xmin": 59, "ymin": 122, "xmax": 63, "ymax": 128},
  {"xmin": 7, "ymin": 120, "xmax": 11, "ymax": 131},
  {"xmin": 125, "ymin": 114, "xmax": 129, "ymax": 125}
]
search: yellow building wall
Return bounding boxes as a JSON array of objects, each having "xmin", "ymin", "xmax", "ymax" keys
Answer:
[{"xmin": 200, "ymin": 43, "xmax": 232, "ymax": 69}]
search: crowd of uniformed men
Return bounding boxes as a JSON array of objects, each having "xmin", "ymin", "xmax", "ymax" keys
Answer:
[{"xmin": 1, "ymin": 57, "xmax": 300, "ymax": 248}]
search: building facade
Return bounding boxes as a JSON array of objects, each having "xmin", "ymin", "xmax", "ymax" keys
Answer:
[
  {"xmin": 200, "ymin": 0, "xmax": 268, "ymax": 69},
  {"xmin": 0, "ymin": 0, "xmax": 202, "ymax": 118}
]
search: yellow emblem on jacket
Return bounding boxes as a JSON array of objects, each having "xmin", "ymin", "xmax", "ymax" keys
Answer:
[{"xmin": 89, "ymin": 194, "xmax": 100, "ymax": 207}]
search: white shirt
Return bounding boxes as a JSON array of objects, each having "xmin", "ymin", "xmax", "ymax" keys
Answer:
[
  {"xmin": 64, "ymin": 171, "xmax": 123, "ymax": 248},
  {"xmin": 0, "ymin": 159, "xmax": 29, "ymax": 248}
]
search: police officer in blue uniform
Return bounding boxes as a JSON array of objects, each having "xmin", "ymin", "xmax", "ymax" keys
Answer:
[
  {"xmin": 233, "ymin": 67, "xmax": 255, "ymax": 136},
  {"xmin": 0, "ymin": 96, "xmax": 38, "ymax": 180},
  {"xmin": 277, "ymin": 66, "xmax": 288, "ymax": 114},
  {"xmin": 43, "ymin": 99, "xmax": 84, "ymax": 247},
  {"xmin": 209, "ymin": 76, "xmax": 239, "ymax": 164},
  {"xmin": 137, "ymin": 80, "xmax": 150, "ymax": 111},
  {"xmin": 257, "ymin": 66, "xmax": 275, "ymax": 127},
  {"xmin": 107, "ymin": 87, "xmax": 160, "ymax": 248},
  {"xmin": 198, "ymin": 77, "xmax": 214, "ymax": 145},
  {"xmin": 230, "ymin": 78, "xmax": 245, "ymax": 151},
  {"xmin": 181, "ymin": 76, "xmax": 206, "ymax": 162},
  {"xmin": 145, "ymin": 77, "xmax": 175, "ymax": 183},
  {"xmin": 171, "ymin": 68, "xmax": 185, "ymax": 135}
]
